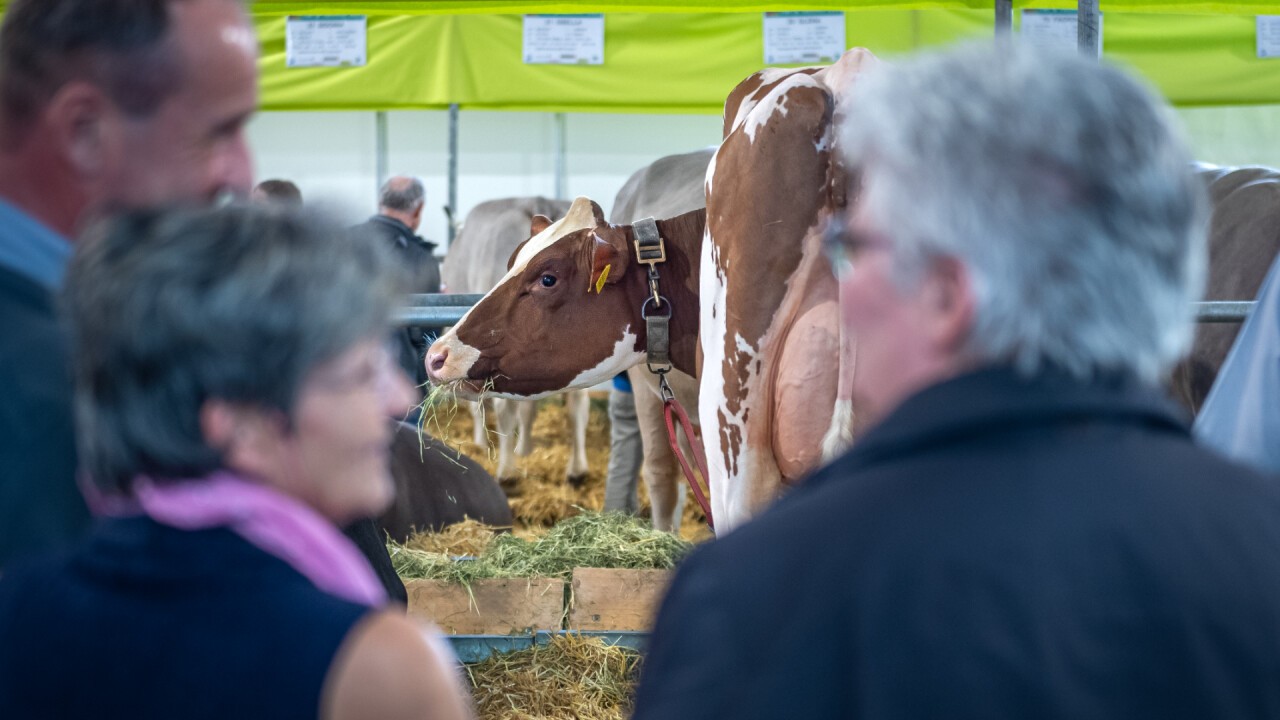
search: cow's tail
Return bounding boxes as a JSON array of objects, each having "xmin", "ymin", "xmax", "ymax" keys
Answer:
[{"xmin": 821, "ymin": 295, "xmax": 856, "ymax": 462}]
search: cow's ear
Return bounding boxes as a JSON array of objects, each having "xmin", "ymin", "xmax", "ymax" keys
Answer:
[
  {"xmin": 588, "ymin": 233, "xmax": 628, "ymax": 293},
  {"xmin": 507, "ymin": 237, "xmax": 531, "ymax": 271},
  {"xmin": 530, "ymin": 214, "xmax": 553, "ymax": 237}
]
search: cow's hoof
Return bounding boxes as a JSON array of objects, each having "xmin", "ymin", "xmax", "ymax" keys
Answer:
[
  {"xmin": 566, "ymin": 474, "xmax": 588, "ymax": 490},
  {"xmin": 499, "ymin": 476, "xmax": 523, "ymax": 497}
]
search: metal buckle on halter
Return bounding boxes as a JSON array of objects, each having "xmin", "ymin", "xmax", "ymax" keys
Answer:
[{"xmin": 633, "ymin": 217, "xmax": 667, "ymax": 307}]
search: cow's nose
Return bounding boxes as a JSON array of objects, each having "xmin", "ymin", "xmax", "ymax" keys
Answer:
[{"xmin": 427, "ymin": 348, "xmax": 449, "ymax": 376}]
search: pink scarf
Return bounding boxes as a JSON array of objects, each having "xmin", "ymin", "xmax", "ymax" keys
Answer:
[{"xmin": 86, "ymin": 471, "xmax": 388, "ymax": 608}]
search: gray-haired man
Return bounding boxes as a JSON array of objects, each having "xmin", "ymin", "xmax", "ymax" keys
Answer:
[{"xmin": 635, "ymin": 41, "xmax": 1280, "ymax": 719}]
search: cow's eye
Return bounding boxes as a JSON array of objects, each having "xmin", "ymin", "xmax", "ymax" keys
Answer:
[{"xmin": 541, "ymin": 274, "xmax": 557, "ymax": 288}]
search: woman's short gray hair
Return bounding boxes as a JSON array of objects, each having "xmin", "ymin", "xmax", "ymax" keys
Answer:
[
  {"xmin": 839, "ymin": 41, "xmax": 1208, "ymax": 384},
  {"xmin": 65, "ymin": 205, "xmax": 401, "ymax": 493}
]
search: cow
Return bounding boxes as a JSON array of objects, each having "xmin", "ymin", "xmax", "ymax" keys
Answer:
[
  {"xmin": 426, "ymin": 48, "xmax": 880, "ymax": 533},
  {"xmin": 609, "ymin": 148, "xmax": 714, "ymax": 532},
  {"xmin": 378, "ymin": 421, "xmax": 512, "ymax": 541},
  {"xmin": 440, "ymin": 197, "xmax": 591, "ymax": 491},
  {"xmin": 1172, "ymin": 164, "xmax": 1280, "ymax": 412}
]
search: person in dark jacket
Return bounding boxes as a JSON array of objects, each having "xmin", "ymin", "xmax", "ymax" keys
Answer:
[
  {"xmin": 0, "ymin": 0, "xmax": 259, "ymax": 568},
  {"xmin": 0, "ymin": 206, "xmax": 473, "ymax": 720},
  {"xmin": 633, "ymin": 41, "xmax": 1280, "ymax": 720},
  {"xmin": 347, "ymin": 175, "xmax": 442, "ymax": 602},
  {"xmin": 350, "ymin": 175, "xmax": 442, "ymax": 389}
]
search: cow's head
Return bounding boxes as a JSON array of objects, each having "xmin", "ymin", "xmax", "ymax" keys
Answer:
[{"xmin": 426, "ymin": 196, "xmax": 644, "ymax": 399}]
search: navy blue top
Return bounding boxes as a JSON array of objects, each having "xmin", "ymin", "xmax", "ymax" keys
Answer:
[{"xmin": 0, "ymin": 516, "xmax": 371, "ymax": 719}]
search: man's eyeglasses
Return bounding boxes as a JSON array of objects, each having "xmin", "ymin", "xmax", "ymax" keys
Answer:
[{"xmin": 822, "ymin": 216, "xmax": 888, "ymax": 280}]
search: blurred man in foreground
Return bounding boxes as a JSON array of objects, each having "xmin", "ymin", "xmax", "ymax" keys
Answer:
[
  {"xmin": 634, "ymin": 41, "xmax": 1280, "ymax": 719},
  {"xmin": 0, "ymin": 0, "xmax": 258, "ymax": 567}
]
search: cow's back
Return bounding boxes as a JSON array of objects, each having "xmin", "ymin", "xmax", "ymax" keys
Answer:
[
  {"xmin": 610, "ymin": 148, "xmax": 715, "ymax": 226},
  {"xmin": 1175, "ymin": 165, "xmax": 1280, "ymax": 411},
  {"xmin": 442, "ymin": 197, "xmax": 572, "ymax": 293}
]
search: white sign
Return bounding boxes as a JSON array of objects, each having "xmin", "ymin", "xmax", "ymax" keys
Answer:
[
  {"xmin": 523, "ymin": 14, "xmax": 605, "ymax": 65},
  {"xmin": 763, "ymin": 12, "xmax": 846, "ymax": 65},
  {"xmin": 1258, "ymin": 16, "xmax": 1280, "ymax": 58},
  {"xmin": 286, "ymin": 15, "xmax": 367, "ymax": 67},
  {"xmin": 1020, "ymin": 10, "xmax": 1103, "ymax": 57}
]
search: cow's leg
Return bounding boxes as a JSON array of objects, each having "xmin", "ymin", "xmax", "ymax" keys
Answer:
[
  {"xmin": 514, "ymin": 400, "xmax": 537, "ymax": 457},
  {"xmin": 564, "ymin": 389, "xmax": 591, "ymax": 488},
  {"xmin": 630, "ymin": 367, "xmax": 693, "ymax": 533},
  {"xmin": 491, "ymin": 398, "xmax": 521, "ymax": 494},
  {"xmin": 468, "ymin": 399, "xmax": 488, "ymax": 447}
]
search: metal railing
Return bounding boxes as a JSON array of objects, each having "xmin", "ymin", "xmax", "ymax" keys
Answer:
[{"xmin": 394, "ymin": 295, "xmax": 1257, "ymax": 328}]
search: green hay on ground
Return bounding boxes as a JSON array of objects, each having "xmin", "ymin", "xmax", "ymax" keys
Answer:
[{"xmin": 390, "ymin": 511, "xmax": 693, "ymax": 584}]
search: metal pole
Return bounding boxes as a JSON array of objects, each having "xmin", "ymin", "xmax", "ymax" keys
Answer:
[
  {"xmin": 447, "ymin": 103, "xmax": 460, "ymax": 246},
  {"xmin": 375, "ymin": 110, "xmax": 388, "ymax": 194},
  {"xmin": 392, "ymin": 297, "xmax": 1258, "ymax": 328},
  {"xmin": 994, "ymin": 0, "xmax": 1013, "ymax": 38},
  {"xmin": 1078, "ymin": 0, "xmax": 1100, "ymax": 56},
  {"xmin": 553, "ymin": 112, "xmax": 567, "ymax": 200}
]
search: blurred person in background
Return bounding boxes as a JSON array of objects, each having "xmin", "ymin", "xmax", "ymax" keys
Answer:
[
  {"xmin": 634, "ymin": 41, "xmax": 1280, "ymax": 719},
  {"xmin": 0, "ymin": 0, "xmax": 258, "ymax": 567},
  {"xmin": 251, "ymin": 178, "xmax": 303, "ymax": 207},
  {"xmin": 0, "ymin": 206, "xmax": 473, "ymax": 720},
  {"xmin": 350, "ymin": 175, "xmax": 442, "ymax": 394}
]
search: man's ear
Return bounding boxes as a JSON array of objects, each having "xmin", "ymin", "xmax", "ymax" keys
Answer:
[
  {"xmin": 923, "ymin": 256, "xmax": 974, "ymax": 353},
  {"xmin": 587, "ymin": 232, "xmax": 629, "ymax": 294},
  {"xmin": 46, "ymin": 81, "xmax": 113, "ymax": 177}
]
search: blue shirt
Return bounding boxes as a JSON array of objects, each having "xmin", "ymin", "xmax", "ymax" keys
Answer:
[{"xmin": 0, "ymin": 198, "xmax": 71, "ymax": 290}]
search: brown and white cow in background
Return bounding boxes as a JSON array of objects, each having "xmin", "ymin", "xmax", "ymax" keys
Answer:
[
  {"xmin": 609, "ymin": 148, "xmax": 714, "ymax": 531},
  {"xmin": 440, "ymin": 197, "xmax": 591, "ymax": 489},
  {"xmin": 427, "ymin": 49, "xmax": 880, "ymax": 532}
]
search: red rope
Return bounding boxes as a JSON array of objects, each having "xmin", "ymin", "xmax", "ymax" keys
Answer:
[{"xmin": 663, "ymin": 396, "xmax": 714, "ymax": 531}]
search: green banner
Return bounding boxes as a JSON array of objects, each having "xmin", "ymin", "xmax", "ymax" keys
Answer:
[{"xmin": 253, "ymin": 10, "xmax": 1280, "ymax": 111}]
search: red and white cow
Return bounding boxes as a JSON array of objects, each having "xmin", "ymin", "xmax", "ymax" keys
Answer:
[
  {"xmin": 441, "ymin": 197, "xmax": 590, "ymax": 489},
  {"xmin": 427, "ymin": 49, "xmax": 879, "ymax": 532}
]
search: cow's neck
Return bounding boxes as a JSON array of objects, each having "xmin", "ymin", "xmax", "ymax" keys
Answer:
[{"xmin": 624, "ymin": 207, "xmax": 705, "ymax": 376}]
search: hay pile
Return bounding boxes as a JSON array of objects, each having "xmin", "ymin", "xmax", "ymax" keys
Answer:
[
  {"xmin": 425, "ymin": 395, "xmax": 713, "ymax": 543},
  {"xmin": 465, "ymin": 634, "xmax": 641, "ymax": 720},
  {"xmin": 390, "ymin": 511, "xmax": 692, "ymax": 584},
  {"xmin": 402, "ymin": 517, "xmax": 498, "ymax": 557}
]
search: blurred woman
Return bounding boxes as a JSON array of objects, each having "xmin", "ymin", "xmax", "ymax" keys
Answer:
[{"xmin": 0, "ymin": 206, "xmax": 473, "ymax": 720}]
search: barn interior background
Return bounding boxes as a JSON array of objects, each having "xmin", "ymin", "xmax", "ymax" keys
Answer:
[{"xmin": 238, "ymin": 0, "xmax": 1280, "ymax": 252}]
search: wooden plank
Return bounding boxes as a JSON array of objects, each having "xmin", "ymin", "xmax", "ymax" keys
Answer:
[
  {"xmin": 568, "ymin": 568, "xmax": 672, "ymax": 632},
  {"xmin": 405, "ymin": 577, "xmax": 565, "ymax": 635}
]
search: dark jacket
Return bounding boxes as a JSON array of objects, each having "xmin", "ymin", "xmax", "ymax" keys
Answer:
[
  {"xmin": 350, "ymin": 215, "xmax": 440, "ymax": 386},
  {"xmin": 0, "ymin": 265, "xmax": 88, "ymax": 567},
  {"xmin": 0, "ymin": 516, "xmax": 369, "ymax": 719},
  {"xmin": 634, "ymin": 366, "xmax": 1280, "ymax": 720}
]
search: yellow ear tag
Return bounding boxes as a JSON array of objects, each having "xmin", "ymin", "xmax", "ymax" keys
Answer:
[{"xmin": 594, "ymin": 264, "xmax": 611, "ymax": 294}]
